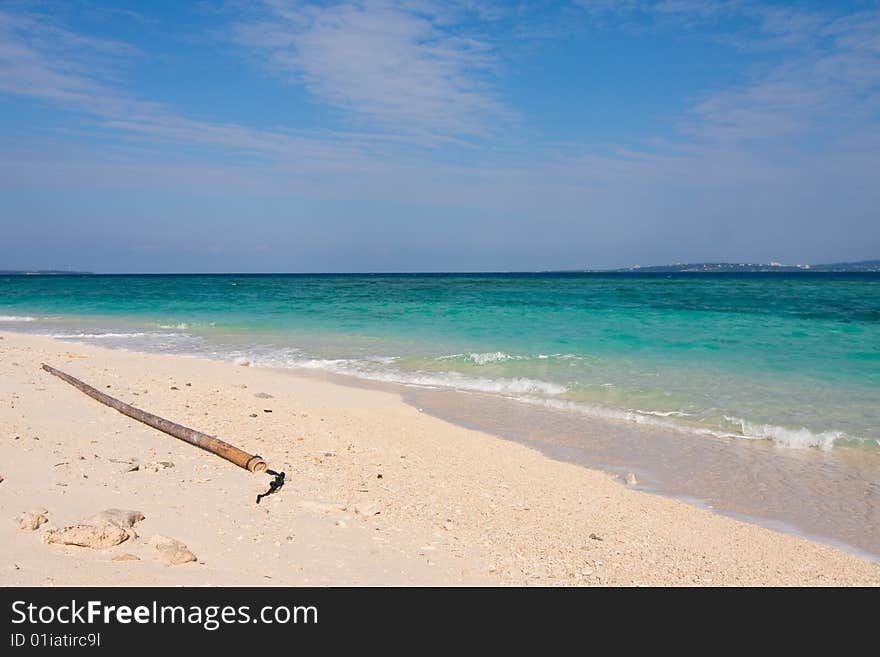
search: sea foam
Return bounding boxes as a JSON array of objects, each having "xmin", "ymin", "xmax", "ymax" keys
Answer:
[
  {"xmin": 734, "ymin": 419, "xmax": 842, "ymax": 450},
  {"xmin": 511, "ymin": 397, "xmax": 854, "ymax": 450},
  {"xmin": 48, "ymin": 332, "xmax": 178, "ymax": 339},
  {"xmin": 454, "ymin": 352, "xmax": 518, "ymax": 365},
  {"xmin": 264, "ymin": 355, "xmax": 568, "ymax": 396}
]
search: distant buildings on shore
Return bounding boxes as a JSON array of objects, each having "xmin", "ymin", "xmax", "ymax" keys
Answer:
[{"xmin": 609, "ymin": 260, "xmax": 879, "ymax": 273}]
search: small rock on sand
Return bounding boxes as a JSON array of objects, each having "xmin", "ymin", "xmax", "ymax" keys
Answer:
[
  {"xmin": 624, "ymin": 473, "xmax": 638, "ymax": 486},
  {"xmin": 45, "ymin": 523, "xmax": 130, "ymax": 549},
  {"xmin": 139, "ymin": 461, "xmax": 174, "ymax": 473},
  {"xmin": 354, "ymin": 501, "xmax": 381, "ymax": 517},
  {"xmin": 150, "ymin": 535, "xmax": 197, "ymax": 565},
  {"xmin": 43, "ymin": 508, "xmax": 144, "ymax": 549},
  {"xmin": 112, "ymin": 553, "xmax": 141, "ymax": 562},
  {"xmin": 84, "ymin": 509, "xmax": 145, "ymax": 529},
  {"xmin": 18, "ymin": 509, "xmax": 49, "ymax": 531},
  {"xmin": 234, "ymin": 358, "xmax": 250, "ymax": 367},
  {"xmin": 254, "ymin": 392, "xmax": 274, "ymax": 399}
]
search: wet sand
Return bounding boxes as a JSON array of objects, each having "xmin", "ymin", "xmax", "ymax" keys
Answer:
[{"xmin": 398, "ymin": 385, "xmax": 880, "ymax": 561}]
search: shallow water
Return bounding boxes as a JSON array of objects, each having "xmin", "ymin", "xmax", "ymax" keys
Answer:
[{"xmin": 2, "ymin": 273, "xmax": 878, "ymax": 451}]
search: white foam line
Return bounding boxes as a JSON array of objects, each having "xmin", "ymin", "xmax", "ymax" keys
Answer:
[
  {"xmin": 49, "ymin": 332, "xmax": 184, "ymax": 339},
  {"xmin": 512, "ymin": 396, "xmax": 858, "ymax": 450},
  {"xmin": 28, "ymin": 328, "xmax": 867, "ymax": 452}
]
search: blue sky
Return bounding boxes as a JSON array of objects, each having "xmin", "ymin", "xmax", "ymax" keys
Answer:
[{"xmin": 1, "ymin": 0, "xmax": 878, "ymax": 272}]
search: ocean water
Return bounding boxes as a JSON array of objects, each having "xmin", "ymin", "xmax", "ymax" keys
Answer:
[{"xmin": 2, "ymin": 273, "xmax": 879, "ymax": 452}]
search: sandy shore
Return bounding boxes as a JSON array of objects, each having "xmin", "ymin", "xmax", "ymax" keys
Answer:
[{"xmin": 1, "ymin": 331, "xmax": 878, "ymax": 586}]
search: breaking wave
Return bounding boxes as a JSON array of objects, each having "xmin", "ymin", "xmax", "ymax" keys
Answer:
[
  {"xmin": 730, "ymin": 418, "xmax": 844, "ymax": 450},
  {"xmin": 438, "ymin": 351, "xmax": 520, "ymax": 365}
]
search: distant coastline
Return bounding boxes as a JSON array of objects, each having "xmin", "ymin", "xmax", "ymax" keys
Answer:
[
  {"xmin": 0, "ymin": 270, "xmax": 94, "ymax": 276},
  {"xmin": 601, "ymin": 259, "xmax": 880, "ymax": 273}
]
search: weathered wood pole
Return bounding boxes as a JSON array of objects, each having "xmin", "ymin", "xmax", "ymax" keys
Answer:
[{"xmin": 41, "ymin": 363, "xmax": 267, "ymax": 473}]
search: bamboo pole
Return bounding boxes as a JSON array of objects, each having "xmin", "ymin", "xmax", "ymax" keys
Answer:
[{"xmin": 41, "ymin": 363, "xmax": 267, "ymax": 473}]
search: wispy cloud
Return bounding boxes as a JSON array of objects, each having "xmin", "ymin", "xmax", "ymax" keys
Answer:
[
  {"xmin": 233, "ymin": 0, "xmax": 509, "ymax": 140},
  {"xmin": 0, "ymin": 7, "xmax": 424, "ymax": 170},
  {"xmin": 683, "ymin": 10, "xmax": 880, "ymax": 146},
  {"xmin": 0, "ymin": 8, "xmax": 143, "ymax": 112},
  {"xmin": 570, "ymin": 1, "xmax": 880, "ymax": 148}
]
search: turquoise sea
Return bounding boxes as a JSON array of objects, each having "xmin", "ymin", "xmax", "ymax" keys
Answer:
[{"xmin": 2, "ymin": 272, "xmax": 878, "ymax": 452}]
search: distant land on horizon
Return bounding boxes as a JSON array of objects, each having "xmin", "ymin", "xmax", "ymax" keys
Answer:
[
  {"xmin": 1, "ymin": 260, "xmax": 879, "ymax": 275},
  {"xmin": 601, "ymin": 259, "xmax": 880, "ymax": 273}
]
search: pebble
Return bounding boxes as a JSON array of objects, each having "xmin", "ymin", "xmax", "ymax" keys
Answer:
[
  {"xmin": 84, "ymin": 509, "xmax": 145, "ymax": 529},
  {"xmin": 150, "ymin": 535, "xmax": 197, "ymax": 565},
  {"xmin": 140, "ymin": 461, "xmax": 174, "ymax": 473},
  {"xmin": 354, "ymin": 501, "xmax": 381, "ymax": 517}
]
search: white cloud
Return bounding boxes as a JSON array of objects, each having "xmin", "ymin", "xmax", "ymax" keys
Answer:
[
  {"xmin": 234, "ymin": 0, "xmax": 509, "ymax": 140},
  {"xmin": 0, "ymin": 8, "xmax": 157, "ymax": 117},
  {"xmin": 0, "ymin": 7, "xmax": 429, "ymax": 169},
  {"xmin": 567, "ymin": 1, "xmax": 880, "ymax": 147},
  {"xmin": 683, "ymin": 10, "xmax": 880, "ymax": 145}
]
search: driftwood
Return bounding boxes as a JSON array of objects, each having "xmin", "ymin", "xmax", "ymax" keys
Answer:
[{"xmin": 41, "ymin": 363, "xmax": 267, "ymax": 473}]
